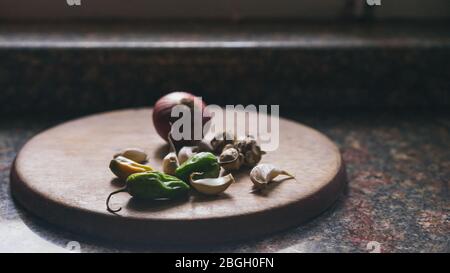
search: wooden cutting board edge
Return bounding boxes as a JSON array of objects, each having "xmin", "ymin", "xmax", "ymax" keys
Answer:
[
  {"xmin": 9, "ymin": 108, "xmax": 347, "ymax": 245},
  {"xmin": 10, "ymin": 158, "xmax": 346, "ymax": 245}
]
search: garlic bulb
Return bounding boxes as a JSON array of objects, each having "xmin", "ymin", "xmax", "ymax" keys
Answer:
[
  {"xmin": 250, "ymin": 164, "xmax": 294, "ymax": 188},
  {"xmin": 235, "ymin": 135, "xmax": 265, "ymax": 167},
  {"xmin": 189, "ymin": 172, "xmax": 235, "ymax": 195},
  {"xmin": 210, "ymin": 131, "xmax": 236, "ymax": 154}
]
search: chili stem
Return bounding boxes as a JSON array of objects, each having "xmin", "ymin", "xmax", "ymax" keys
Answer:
[{"xmin": 106, "ymin": 187, "xmax": 127, "ymax": 213}]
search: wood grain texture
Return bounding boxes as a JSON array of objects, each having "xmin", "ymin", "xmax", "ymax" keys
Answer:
[{"xmin": 10, "ymin": 108, "xmax": 346, "ymax": 245}]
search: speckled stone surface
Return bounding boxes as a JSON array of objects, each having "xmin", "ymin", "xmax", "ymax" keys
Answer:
[
  {"xmin": 1, "ymin": 112, "xmax": 448, "ymax": 252},
  {"xmin": 1, "ymin": 22, "xmax": 450, "ymax": 115}
]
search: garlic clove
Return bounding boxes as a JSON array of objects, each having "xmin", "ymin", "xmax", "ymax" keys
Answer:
[
  {"xmin": 163, "ymin": 152, "xmax": 179, "ymax": 176},
  {"xmin": 222, "ymin": 143, "xmax": 235, "ymax": 152},
  {"xmin": 197, "ymin": 139, "xmax": 214, "ymax": 153},
  {"xmin": 210, "ymin": 131, "xmax": 236, "ymax": 154},
  {"xmin": 189, "ymin": 172, "xmax": 235, "ymax": 195},
  {"xmin": 178, "ymin": 146, "xmax": 199, "ymax": 164},
  {"xmin": 162, "ymin": 131, "xmax": 180, "ymax": 176},
  {"xmin": 218, "ymin": 148, "xmax": 243, "ymax": 171},
  {"xmin": 114, "ymin": 148, "xmax": 148, "ymax": 163},
  {"xmin": 250, "ymin": 164, "xmax": 294, "ymax": 188}
]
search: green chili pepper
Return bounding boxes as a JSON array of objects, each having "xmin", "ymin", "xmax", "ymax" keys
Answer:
[
  {"xmin": 175, "ymin": 152, "xmax": 220, "ymax": 183},
  {"xmin": 106, "ymin": 171, "xmax": 190, "ymax": 213}
]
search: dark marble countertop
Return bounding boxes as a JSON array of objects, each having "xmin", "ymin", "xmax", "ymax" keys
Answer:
[
  {"xmin": 1, "ymin": 22, "xmax": 450, "ymax": 116},
  {"xmin": 1, "ymin": 112, "xmax": 448, "ymax": 253}
]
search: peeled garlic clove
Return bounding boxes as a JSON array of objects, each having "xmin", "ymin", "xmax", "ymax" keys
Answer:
[
  {"xmin": 178, "ymin": 146, "xmax": 199, "ymax": 164},
  {"xmin": 114, "ymin": 148, "xmax": 148, "ymax": 163},
  {"xmin": 189, "ymin": 172, "xmax": 235, "ymax": 195},
  {"xmin": 250, "ymin": 164, "xmax": 294, "ymax": 188},
  {"xmin": 163, "ymin": 152, "xmax": 179, "ymax": 176}
]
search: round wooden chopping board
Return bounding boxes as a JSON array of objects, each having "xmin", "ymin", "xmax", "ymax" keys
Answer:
[{"xmin": 11, "ymin": 108, "xmax": 346, "ymax": 245}]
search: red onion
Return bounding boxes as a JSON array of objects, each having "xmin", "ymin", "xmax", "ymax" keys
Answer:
[{"xmin": 152, "ymin": 91, "xmax": 210, "ymax": 143}]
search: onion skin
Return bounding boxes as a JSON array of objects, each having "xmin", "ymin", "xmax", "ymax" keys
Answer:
[{"xmin": 152, "ymin": 91, "xmax": 210, "ymax": 143}]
